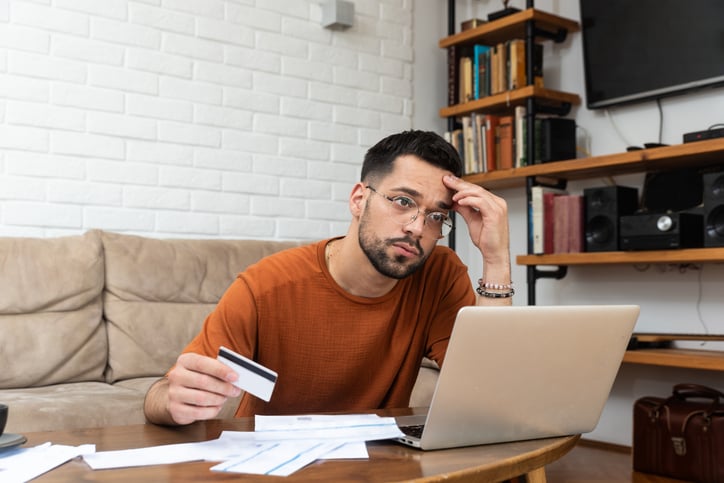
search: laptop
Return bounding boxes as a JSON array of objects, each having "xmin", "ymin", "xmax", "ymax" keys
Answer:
[{"xmin": 396, "ymin": 304, "xmax": 639, "ymax": 450}]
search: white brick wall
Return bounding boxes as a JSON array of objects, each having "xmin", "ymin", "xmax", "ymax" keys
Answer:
[{"xmin": 0, "ymin": 0, "xmax": 415, "ymax": 239}]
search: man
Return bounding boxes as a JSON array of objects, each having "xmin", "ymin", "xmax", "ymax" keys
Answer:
[{"xmin": 144, "ymin": 130, "xmax": 511, "ymax": 426}]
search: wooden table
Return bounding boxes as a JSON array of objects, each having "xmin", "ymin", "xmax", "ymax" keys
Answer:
[{"xmin": 22, "ymin": 408, "xmax": 579, "ymax": 482}]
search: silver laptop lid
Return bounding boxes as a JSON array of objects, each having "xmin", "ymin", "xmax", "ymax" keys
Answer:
[{"xmin": 417, "ymin": 304, "xmax": 639, "ymax": 450}]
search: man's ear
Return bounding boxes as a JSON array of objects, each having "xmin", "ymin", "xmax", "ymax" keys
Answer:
[{"xmin": 349, "ymin": 182, "xmax": 367, "ymax": 217}]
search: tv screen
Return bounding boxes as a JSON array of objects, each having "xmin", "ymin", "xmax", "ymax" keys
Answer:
[{"xmin": 579, "ymin": 0, "xmax": 724, "ymax": 109}]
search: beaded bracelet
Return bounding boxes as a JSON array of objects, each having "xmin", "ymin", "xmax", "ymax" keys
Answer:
[
  {"xmin": 476, "ymin": 286, "xmax": 515, "ymax": 298},
  {"xmin": 477, "ymin": 279, "xmax": 514, "ymax": 290}
]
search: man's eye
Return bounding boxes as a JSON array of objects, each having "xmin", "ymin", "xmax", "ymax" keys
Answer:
[
  {"xmin": 427, "ymin": 212, "xmax": 448, "ymax": 224},
  {"xmin": 392, "ymin": 196, "xmax": 415, "ymax": 209}
]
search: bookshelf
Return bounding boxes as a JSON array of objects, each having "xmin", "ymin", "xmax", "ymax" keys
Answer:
[{"xmin": 441, "ymin": 6, "xmax": 724, "ymax": 371}]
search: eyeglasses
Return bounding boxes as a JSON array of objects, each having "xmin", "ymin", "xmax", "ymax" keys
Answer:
[{"xmin": 366, "ymin": 186, "xmax": 453, "ymax": 239}]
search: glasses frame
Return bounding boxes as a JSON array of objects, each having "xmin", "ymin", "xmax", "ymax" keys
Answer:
[{"xmin": 365, "ymin": 185, "xmax": 453, "ymax": 239}]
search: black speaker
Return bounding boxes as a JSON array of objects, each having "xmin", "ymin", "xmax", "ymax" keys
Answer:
[
  {"xmin": 539, "ymin": 118, "xmax": 576, "ymax": 163},
  {"xmin": 703, "ymin": 170, "xmax": 724, "ymax": 247},
  {"xmin": 584, "ymin": 186, "xmax": 639, "ymax": 252},
  {"xmin": 642, "ymin": 169, "xmax": 703, "ymax": 212}
]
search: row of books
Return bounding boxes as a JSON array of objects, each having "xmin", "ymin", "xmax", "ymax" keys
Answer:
[
  {"xmin": 530, "ymin": 186, "xmax": 584, "ymax": 254},
  {"xmin": 452, "ymin": 40, "xmax": 543, "ymax": 105},
  {"xmin": 446, "ymin": 110, "xmax": 557, "ymax": 175}
]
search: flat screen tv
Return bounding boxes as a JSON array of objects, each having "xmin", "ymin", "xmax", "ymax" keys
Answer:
[{"xmin": 579, "ymin": 0, "xmax": 724, "ymax": 109}]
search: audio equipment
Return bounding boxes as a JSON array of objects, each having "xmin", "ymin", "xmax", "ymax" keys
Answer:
[
  {"xmin": 683, "ymin": 126, "xmax": 724, "ymax": 143},
  {"xmin": 641, "ymin": 169, "xmax": 703, "ymax": 212},
  {"xmin": 539, "ymin": 118, "xmax": 577, "ymax": 163},
  {"xmin": 703, "ymin": 170, "xmax": 724, "ymax": 247},
  {"xmin": 619, "ymin": 213, "xmax": 704, "ymax": 250},
  {"xmin": 584, "ymin": 186, "xmax": 639, "ymax": 252}
]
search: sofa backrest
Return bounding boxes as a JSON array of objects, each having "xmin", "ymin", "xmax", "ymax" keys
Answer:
[
  {"xmin": 101, "ymin": 231, "xmax": 300, "ymax": 383},
  {"xmin": 0, "ymin": 230, "xmax": 106, "ymax": 389}
]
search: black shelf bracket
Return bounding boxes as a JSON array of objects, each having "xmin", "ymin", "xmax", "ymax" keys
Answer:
[
  {"xmin": 534, "ymin": 101, "xmax": 573, "ymax": 117},
  {"xmin": 526, "ymin": 265, "xmax": 568, "ymax": 305},
  {"xmin": 530, "ymin": 176, "xmax": 567, "ymax": 191},
  {"xmin": 534, "ymin": 27, "xmax": 568, "ymax": 43}
]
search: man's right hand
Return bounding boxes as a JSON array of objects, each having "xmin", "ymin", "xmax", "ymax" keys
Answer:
[{"xmin": 144, "ymin": 352, "xmax": 242, "ymax": 426}]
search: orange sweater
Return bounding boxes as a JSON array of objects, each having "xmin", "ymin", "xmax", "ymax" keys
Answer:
[{"xmin": 183, "ymin": 238, "xmax": 475, "ymax": 417}]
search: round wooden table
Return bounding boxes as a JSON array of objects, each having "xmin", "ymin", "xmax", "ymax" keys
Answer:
[{"xmin": 22, "ymin": 409, "xmax": 579, "ymax": 482}]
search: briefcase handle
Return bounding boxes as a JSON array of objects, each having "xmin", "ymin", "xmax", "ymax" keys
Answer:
[{"xmin": 671, "ymin": 383, "xmax": 724, "ymax": 409}]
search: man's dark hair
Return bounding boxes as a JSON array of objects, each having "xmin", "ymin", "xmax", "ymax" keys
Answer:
[{"xmin": 360, "ymin": 130, "xmax": 463, "ymax": 182}]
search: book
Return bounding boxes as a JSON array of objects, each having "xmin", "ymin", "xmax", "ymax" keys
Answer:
[
  {"xmin": 447, "ymin": 45, "xmax": 458, "ymax": 106},
  {"xmin": 530, "ymin": 186, "xmax": 567, "ymax": 254},
  {"xmin": 543, "ymin": 191, "xmax": 558, "ymax": 254},
  {"xmin": 459, "ymin": 56, "xmax": 473, "ymax": 104},
  {"xmin": 552, "ymin": 194, "xmax": 584, "ymax": 253},
  {"xmin": 495, "ymin": 115, "xmax": 515, "ymax": 170},
  {"xmin": 484, "ymin": 114, "xmax": 499, "ymax": 172},
  {"xmin": 508, "ymin": 39, "xmax": 526, "ymax": 90},
  {"xmin": 567, "ymin": 194, "xmax": 584, "ymax": 253},
  {"xmin": 514, "ymin": 105, "xmax": 527, "ymax": 167},
  {"xmin": 472, "ymin": 112, "xmax": 486, "ymax": 173},
  {"xmin": 461, "ymin": 116, "xmax": 475, "ymax": 174},
  {"xmin": 532, "ymin": 43, "xmax": 544, "ymax": 87},
  {"xmin": 473, "ymin": 45, "xmax": 491, "ymax": 99},
  {"xmin": 553, "ymin": 195, "xmax": 570, "ymax": 254}
]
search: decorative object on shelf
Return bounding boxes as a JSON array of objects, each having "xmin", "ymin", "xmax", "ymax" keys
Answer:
[
  {"xmin": 487, "ymin": 0, "xmax": 521, "ymax": 22},
  {"xmin": 461, "ymin": 18, "xmax": 486, "ymax": 31}
]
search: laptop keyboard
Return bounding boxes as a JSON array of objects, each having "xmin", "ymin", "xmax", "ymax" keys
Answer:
[{"xmin": 399, "ymin": 424, "xmax": 425, "ymax": 438}]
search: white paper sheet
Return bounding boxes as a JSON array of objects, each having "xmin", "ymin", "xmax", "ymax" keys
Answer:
[
  {"xmin": 0, "ymin": 442, "xmax": 95, "ymax": 483},
  {"xmin": 210, "ymin": 441, "xmax": 343, "ymax": 477}
]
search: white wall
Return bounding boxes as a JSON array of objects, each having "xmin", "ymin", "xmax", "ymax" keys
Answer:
[
  {"xmin": 414, "ymin": 0, "xmax": 724, "ymax": 446},
  {"xmin": 0, "ymin": 0, "xmax": 414, "ymax": 240}
]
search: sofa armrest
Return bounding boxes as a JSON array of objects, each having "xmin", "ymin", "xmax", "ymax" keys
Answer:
[{"xmin": 409, "ymin": 358, "xmax": 439, "ymax": 408}]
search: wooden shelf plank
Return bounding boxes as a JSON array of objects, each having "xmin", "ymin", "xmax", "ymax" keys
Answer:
[
  {"xmin": 439, "ymin": 9, "xmax": 580, "ymax": 49},
  {"xmin": 439, "ymin": 86, "xmax": 580, "ymax": 118},
  {"xmin": 464, "ymin": 138, "xmax": 724, "ymax": 190},
  {"xmin": 623, "ymin": 349, "xmax": 724, "ymax": 371},
  {"xmin": 517, "ymin": 247, "xmax": 724, "ymax": 266}
]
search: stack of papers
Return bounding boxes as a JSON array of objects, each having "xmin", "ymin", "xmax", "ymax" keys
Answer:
[{"xmin": 84, "ymin": 414, "xmax": 404, "ymax": 477}]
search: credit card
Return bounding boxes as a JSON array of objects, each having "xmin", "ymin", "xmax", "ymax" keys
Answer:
[{"xmin": 217, "ymin": 346, "xmax": 277, "ymax": 402}]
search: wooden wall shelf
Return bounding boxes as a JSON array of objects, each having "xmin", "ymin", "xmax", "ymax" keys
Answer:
[
  {"xmin": 440, "ymin": 86, "xmax": 580, "ymax": 119},
  {"xmin": 463, "ymin": 138, "xmax": 724, "ymax": 191},
  {"xmin": 623, "ymin": 349, "xmax": 724, "ymax": 372},
  {"xmin": 517, "ymin": 247, "xmax": 724, "ymax": 267},
  {"xmin": 439, "ymin": 9, "xmax": 579, "ymax": 49}
]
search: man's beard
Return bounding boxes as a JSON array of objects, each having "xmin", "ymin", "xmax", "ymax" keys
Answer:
[{"xmin": 358, "ymin": 207, "xmax": 428, "ymax": 280}]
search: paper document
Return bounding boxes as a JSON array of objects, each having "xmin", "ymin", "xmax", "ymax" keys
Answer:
[
  {"xmin": 0, "ymin": 442, "xmax": 95, "ymax": 483},
  {"xmin": 82, "ymin": 414, "xmax": 403, "ymax": 477}
]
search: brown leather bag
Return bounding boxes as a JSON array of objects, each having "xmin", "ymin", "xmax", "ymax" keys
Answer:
[{"xmin": 633, "ymin": 383, "xmax": 724, "ymax": 483}]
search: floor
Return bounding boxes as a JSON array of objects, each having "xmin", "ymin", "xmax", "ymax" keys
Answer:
[{"xmin": 544, "ymin": 440, "xmax": 687, "ymax": 483}]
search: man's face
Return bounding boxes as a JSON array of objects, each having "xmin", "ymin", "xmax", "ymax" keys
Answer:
[{"xmin": 358, "ymin": 155, "xmax": 454, "ymax": 280}]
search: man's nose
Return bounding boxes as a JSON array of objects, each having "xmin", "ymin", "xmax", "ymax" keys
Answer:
[{"xmin": 404, "ymin": 213, "xmax": 426, "ymax": 237}]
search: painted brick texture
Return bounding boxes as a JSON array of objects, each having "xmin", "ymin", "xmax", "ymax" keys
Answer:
[{"xmin": 0, "ymin": 0, "xmax": 414, "ymax": 239}]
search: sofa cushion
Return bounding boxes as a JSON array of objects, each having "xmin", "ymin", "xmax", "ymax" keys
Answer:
[
  {"xmin": 2, "ymin": 382, "xmax": 148, "ymax": 433},
  {"xmin": 0, "ymin": 230, "xmax": 106, "ymax": 388},
  {"xmin": 101, "ymin": 232, "xmax": 299, "ymax": 383}
]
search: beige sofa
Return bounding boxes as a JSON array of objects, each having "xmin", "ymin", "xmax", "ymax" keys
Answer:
[{"xmin": 1, "ymin": 230, "xmax": 439, "ymax": 433}]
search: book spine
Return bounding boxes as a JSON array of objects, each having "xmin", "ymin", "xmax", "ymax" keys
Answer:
[{"xmin": 447, "ymin": 46, "xmax": 458, "ymax": 106}]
